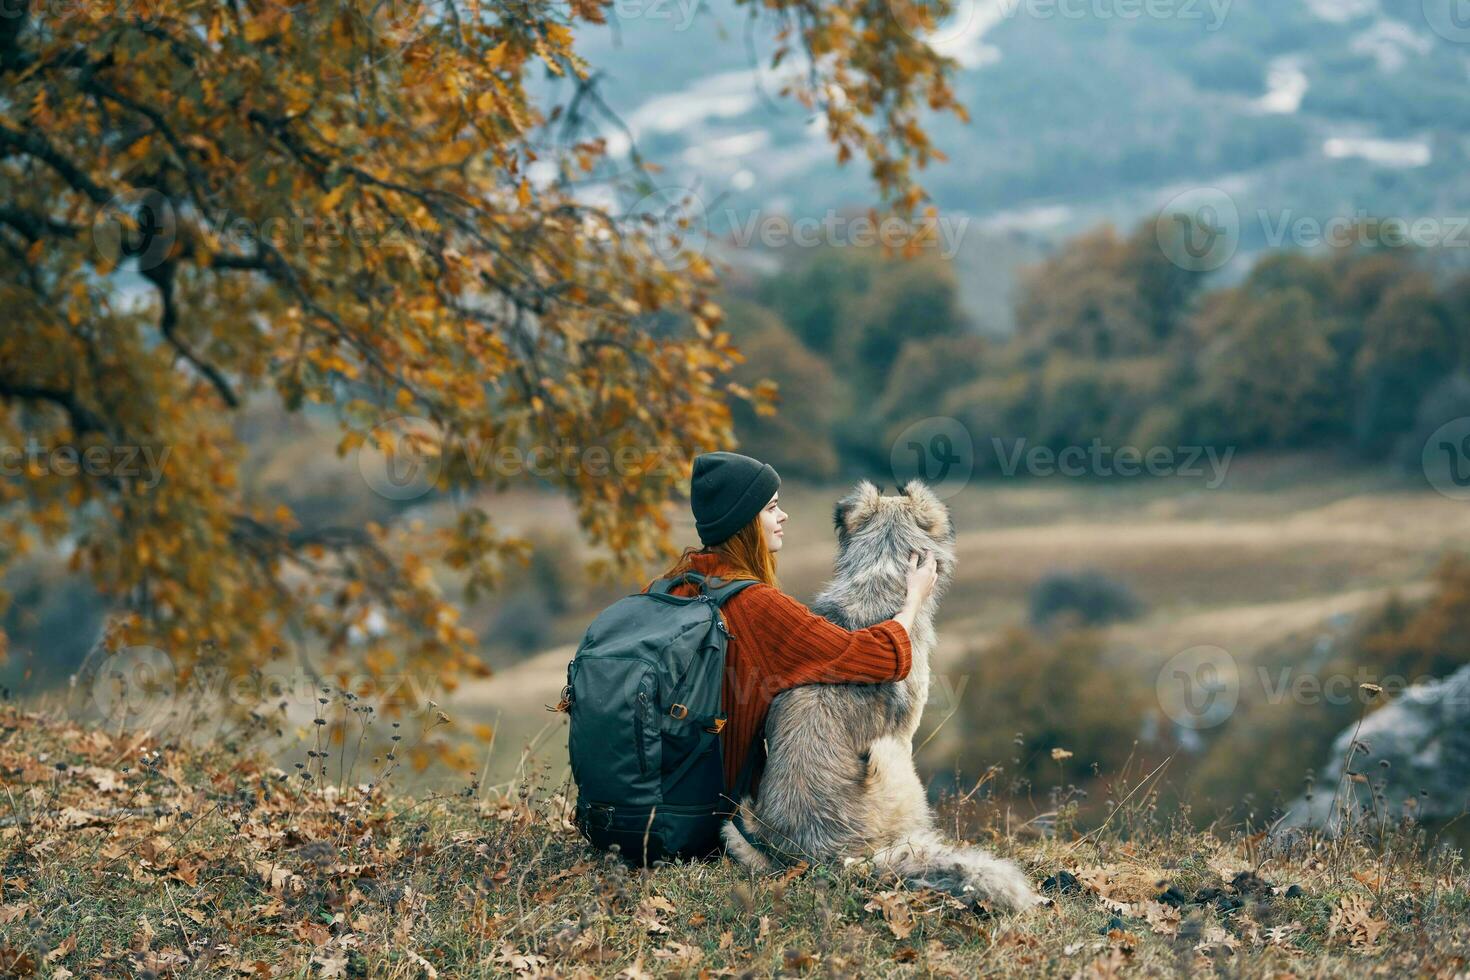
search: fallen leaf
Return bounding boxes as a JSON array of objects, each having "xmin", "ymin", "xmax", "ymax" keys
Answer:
[
  {"xmin": 864, "ymin": 891, "xmax": 916, "ymax": 940},
  {"xmin": 652, "ymin": 941, "xmax": 702, "ymax": 967},
  {"xmin": 615, "ymin": 957, "xmax": 653, "ymax": 980},
  {"xmin": 402, "ymin": 948, "xmax": 438, "ymax": 977},
  {"xmin": 0, "ymin": 905, "xmax": 32, "ymax": 925},
  {"xmin": 1330, "ymin": 895, "xmax": 1388, "ymax": 949},
  {"xmin": 43, "ymin": 934, "xmax": 76, "ymax": 964},
  {"xmin": 1140, "ymin": 900, "xmax": 1180, "ymax": 937},
  {"xmin": 635, "ymin": 895, "xmax": 676, "ymax": 934},
  {"xmin": 311, "ymin": 950, "xmax": 348, "ymax": 977}
]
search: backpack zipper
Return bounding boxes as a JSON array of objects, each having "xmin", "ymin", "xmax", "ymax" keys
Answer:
[{"xmin": 635, "ymin": 690, "xmax": 650, "ymax": 777}]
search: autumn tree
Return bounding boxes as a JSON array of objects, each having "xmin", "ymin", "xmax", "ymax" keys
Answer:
[
  {"xmin": 1190, "ymin": 284, "xmax": 1348, "ymax": 447},
  {"xmin": 1012, "ymin": 226, "xmax": 1156, "ymax": 362},
  {"xmin": 723, "ymin": 301, "xmax": 841, "ymax": 480},
  {"xmin": 757, "ymin": 247, "xmax": 875, "ymax": 356},
  {"xmin": 1352, "ymin": 274, "xmax": 1455, "ymax": 454},
  {"xmin": 0, "ymin": 0, "xmax": 962, "ymax": 692}
]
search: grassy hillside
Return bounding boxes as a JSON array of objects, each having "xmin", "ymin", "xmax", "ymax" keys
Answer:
[{"xmin": 1, "ymin": 704, "xmax": 1466, "ymax": 977}]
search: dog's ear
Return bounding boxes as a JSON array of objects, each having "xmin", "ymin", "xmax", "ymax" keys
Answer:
[
  {"xmin": 834, "ymin": 480, "xmax": 882, "ymax": 538},
  {"xmin": 901, "ymin": 480, "xmax": 953, "ymax": 540}
]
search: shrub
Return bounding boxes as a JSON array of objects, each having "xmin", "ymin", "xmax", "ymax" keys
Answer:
[
  {"xmin": 1358, "ymin": 554, "xmax": 1470, "ymax": 682},
  {"xmin": 1399, "ymin": 372, "xmax": 1470, "ymax": 478},
  {"xmin": 943, "ymin": 372, "xmax": 1038, "ymax": 474},
  {"xmin": 1028, "ymin": 569, "xmax": 1143, "ymax": 629},
  {"xmin": 487, "ymin": 589, "xmax": 555, "ymax": 656},
  {"xmin": 1033, "ymin": 355, "xmax": 1172, "ymax": 450},
  {"xmin": 1183, "ymin": 554, "xmax": 1470, "ymax": 813},
  {"xmin": 873, "ymin": 333, "xmax": 989, "ymax": 428},
  {"xmin": 724, "ymin": 300, "xmax": 842, "ymax": 480},
  {"xmin": 948, "ymin": 627, "xmax": 1146, "ymax": 785}
]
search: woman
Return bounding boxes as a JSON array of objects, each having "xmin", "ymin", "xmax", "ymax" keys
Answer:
[{"xmin": 653, "ymin": 451, "xmax": 939, "ymax": 799}]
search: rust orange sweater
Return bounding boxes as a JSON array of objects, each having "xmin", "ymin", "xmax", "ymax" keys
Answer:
[{"xmin": 647, "ymin": 551, "xmax": 912, "ymax": 798}]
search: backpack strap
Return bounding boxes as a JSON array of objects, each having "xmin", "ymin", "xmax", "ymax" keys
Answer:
[
  {"xmin": 727, "ymin": 723, "xmax": 766, "ymax": 808},
  {"xmin": 663, "ymin": 727, "xmax": 718, "ymax": 790},
  {"xmin": 650, "ymin": 573, "xmax": 760, "ymax": 801},
  {"xmin": 647, "ymin": 571, "xmax": 759, "ymax": 607},
  {"xmin": 703, "ymin": 576, "xmax": 758, "ymax": 606},
  {"xmin": 647, "ymin": 570, "xmax": 706, "ymax": 595}
]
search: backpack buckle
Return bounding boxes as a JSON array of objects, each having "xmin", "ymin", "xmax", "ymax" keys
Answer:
[
  {"xmin": 669, "ymin": 703, "xmax": 689, "ymax": 720},
  {"xmin": 706, "ymin": 716, "xmax": 726, "ymax": 734}
]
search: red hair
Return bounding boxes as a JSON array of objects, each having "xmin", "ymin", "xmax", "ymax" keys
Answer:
[{"xmin": 662, "ymin": 512, "xmax": 778, "ymax": 588}]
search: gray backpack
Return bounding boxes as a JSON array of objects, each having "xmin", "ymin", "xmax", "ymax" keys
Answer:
[{"xmin": 563, "ymin": 570, "xmax": 759, "ymax": 864}]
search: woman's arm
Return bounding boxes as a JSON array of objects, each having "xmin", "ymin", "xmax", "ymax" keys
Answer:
[{"xmin": 748, "ymin": 550, "xmax": 938, "ymax": 689}]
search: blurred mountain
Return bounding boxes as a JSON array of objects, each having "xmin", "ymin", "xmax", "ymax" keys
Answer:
[{"xmin": 556, "ymin": 0, "xmax": 1470, "ymax": 330}]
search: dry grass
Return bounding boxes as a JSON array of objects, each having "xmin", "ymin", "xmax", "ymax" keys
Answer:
[{"xmin": 2, "ymin": 702, "xmax": 1466, "ymax": 978}]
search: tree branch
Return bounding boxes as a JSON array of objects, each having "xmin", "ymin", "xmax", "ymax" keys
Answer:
[{"xmin": 141, "ymin": 260, "xmax": 242, "ymax": 409}]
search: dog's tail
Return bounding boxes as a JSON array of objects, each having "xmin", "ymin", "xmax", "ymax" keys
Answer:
[
  {"xmin": 872, "ymin": 829, "xmax": 1045, "ymax": 913},
  {"xmin": 719, "ymin": 797, "xmax": 779, "ymax": 873}
]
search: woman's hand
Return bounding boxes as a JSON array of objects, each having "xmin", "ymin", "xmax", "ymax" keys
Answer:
[
  {"xmin": 895, "ymin": 550, "xmax": 938, "ymax": 634},
  {"xmin": 906, "ymin": 549, "xmax": 938, "ymax": 603}
]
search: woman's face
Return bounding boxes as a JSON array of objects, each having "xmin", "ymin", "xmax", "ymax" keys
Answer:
[{"xmin": 760, "ymin": 492, "xmax": 788, "ymax": 553}]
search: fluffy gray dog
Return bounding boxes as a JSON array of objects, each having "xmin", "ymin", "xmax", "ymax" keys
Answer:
[{"xmin": 722, "ymin": 480, "xmax": 1043, "ymax": 913}]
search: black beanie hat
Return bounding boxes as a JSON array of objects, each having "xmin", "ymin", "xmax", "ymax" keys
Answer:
[{"xmin": 690, "ymin": 452, "xmax": 781, "ymax": 546}]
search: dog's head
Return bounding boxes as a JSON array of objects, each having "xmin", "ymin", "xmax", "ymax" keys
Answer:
[{"xmin": 832, "ymin": 480, "xmax": 956, "ymax": 592}]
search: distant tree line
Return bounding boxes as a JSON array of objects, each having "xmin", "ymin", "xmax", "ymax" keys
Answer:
[{"xmin": 724, "ymin": 221, "xmax": 1470, "ymax": 481}]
